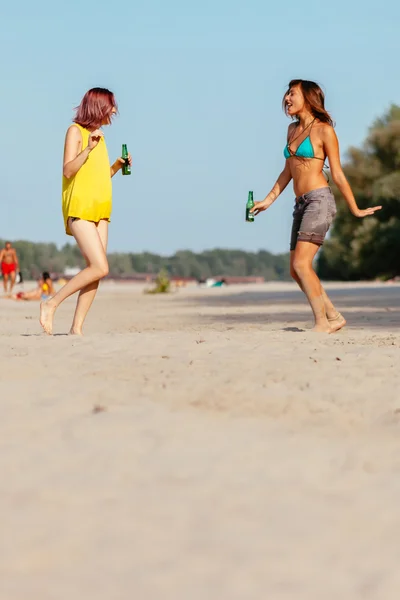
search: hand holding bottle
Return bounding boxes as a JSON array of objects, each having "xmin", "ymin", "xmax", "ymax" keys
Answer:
[
  {"xmin": 246, "ymin": 191, "xmax": 255, "ymax": 222},
  {"xmin": 116, "ymin": 153, "xmax": 133, "ymax": 169},
  {"xmin": 119, "ymin": 144, "xmax": 132, "ymax": 175},
  {"xmin": 250, "ymin": 197, "xmax": 273, "ymax": 216}
]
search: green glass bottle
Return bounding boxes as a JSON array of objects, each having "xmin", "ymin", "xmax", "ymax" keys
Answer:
[
  {"xmin": 246, "ymin": 191, "xmax": 255, "ymax": 222},
  {"xmin": 121, "ymin": 144, "xmax": 131, "ymax": 176}
]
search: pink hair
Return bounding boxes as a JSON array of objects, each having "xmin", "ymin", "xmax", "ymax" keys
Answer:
[{"xmin": 74, "ymin": 87, "xmax": 117, "ymax": 129}]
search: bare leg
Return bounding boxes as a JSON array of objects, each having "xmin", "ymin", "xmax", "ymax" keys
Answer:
[
  {"xmin": 9, "ymin": 271, "xmax": 16, "ymax": 294},
  {"xmin": 291, "ymin": 250, "xmax": 338, "ymax": 317},
  {"xmin": 3, "ymin": 273, "xmax": 9, "ymax": 294},
  {"xmin": 40, "ymin": 219, "xmax": 109, "ymax": 334},
  {"xmin": 292, "ymin": 242, "xmax": 332, "ymax": 333},
  {"xmin": 70, "ymin": 220, "xmax": 109, "ymax": 335},
  {"xmin": 18, "ymin": 289, "xmax": 42, "ymax": 301},
  {"xmin": 290, "ymin": 249, "xmax": 346, "ymax": 332}
]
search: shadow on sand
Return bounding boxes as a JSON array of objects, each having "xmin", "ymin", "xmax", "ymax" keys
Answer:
[
  {"xmin": 21, "ymin": 333, "xmax": 69, "ymax": 337},
  {"xmin": 180, "ymin": 286, "xmax": 400, "ymax": 331}
]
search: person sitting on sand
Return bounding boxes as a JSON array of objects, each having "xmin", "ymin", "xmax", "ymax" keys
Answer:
[
  {"xmin": 14, "ymin": 272, "xmax": 54, "ymax": 301},
  {"xmin": 0, "ymin": 241, "xmax": 19, "ymax": 296},
  {"xmin": 251, "ymin": 80, "xmax": 382, "ymax": 332}
]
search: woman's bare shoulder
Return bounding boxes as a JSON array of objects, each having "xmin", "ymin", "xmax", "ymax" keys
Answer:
[
  {"xmin": 315, "ymin": 121, "xmax": 334, "ymax": 132},
  {"xmin": 66, "ymin": 124, "xmax": 82, "ymax": 137},
  {"xmin": 286, "ymin": 122, "xmax": 297, "ymax": 139},
  {"xmin": 64, "ymin": 124, "xmax": 82, "ymax": 150}
]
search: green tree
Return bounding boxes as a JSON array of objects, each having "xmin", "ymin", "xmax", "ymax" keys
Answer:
[{"xmin": 318, "ymin": 105, "xmax": 400, "ymax": 280}]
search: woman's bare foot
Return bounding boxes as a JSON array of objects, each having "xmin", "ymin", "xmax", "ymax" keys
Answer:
[
  {"xmin": 69, "ymin": 327, "xmax": 83, "ymax": 336},
  {"xmin": 40, "ymin": 300, "xmax": 56, "ymax": 335},
  {"xmin": 328, "ymin": 312, "xmax": 347, "ymax": 332},
  {"xmin": 312, "ymin": 323, "xmax": 332, "ymax": 333}
]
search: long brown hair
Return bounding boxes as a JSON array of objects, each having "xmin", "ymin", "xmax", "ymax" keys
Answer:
[{"xmin": 282, "ymin": 79, "xmax": 334, "ymax": 126}]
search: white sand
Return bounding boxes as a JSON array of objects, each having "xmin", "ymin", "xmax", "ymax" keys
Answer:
[{"xmin": 1, "ymin": 281, "xmax": 400, "ymax": 599}]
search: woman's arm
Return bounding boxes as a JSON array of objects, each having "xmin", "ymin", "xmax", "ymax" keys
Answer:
[
  {"xmin": 323, "ymin": 126, "xmax": 382, "ymax": 217},
  {"xmin": 251, "ymin": 160, "xmax": 293, "ymax": 215},
  {"xmin": 110, "ymin": 159, "xmax": 123, "ymax": 177},
  {"xmin": 46, "ymin": 279, "xmax": 55, "ymax": 296},
  {"xmin": 12, "ymin": 249, "xmax": 19, "ymax": 269},
  {"xmin": 63, "ymin": 126, "xmax": 103, "ymax": 179}
]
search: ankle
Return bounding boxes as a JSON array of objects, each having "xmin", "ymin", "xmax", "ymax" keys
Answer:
[
  {"xmin": 314, "ymin": 316, "xmax": 330, "ymax": 327},
  {"xmin": 44, "ymin": 298, "xmax": 57, "ymax": 309},
  {"xmin": 327, "ymin": 311, "xmax": 340, "ymax": 321},
  {"xmin": 70, "ymin": 327, "xmax": 83, "ymax": 336}
]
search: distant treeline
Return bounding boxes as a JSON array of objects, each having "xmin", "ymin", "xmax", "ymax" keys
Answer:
[{"xmin": 0, "ymin": 239, "xmax": 291, "ymax": 281}]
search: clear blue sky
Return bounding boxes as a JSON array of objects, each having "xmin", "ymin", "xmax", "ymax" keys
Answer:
[{"xmin": 2, "ymin": 0, "xmax": 399, "ymax": 255}]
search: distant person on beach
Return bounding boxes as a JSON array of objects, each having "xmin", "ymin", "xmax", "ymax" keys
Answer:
[
  {"xmin": 0, "ymin": 242, "xmax": 19, "ymax": 296},
  {"xmin": 39, "ymin": 87, "xmax": 132, "ymax": 335},
  {"xmin": 251, "ymin": 80, "xmax": 382, "ymax": 332},
  {"xmin": 14, "ymin": 272, "xmax": 54, "ymax": 301}
]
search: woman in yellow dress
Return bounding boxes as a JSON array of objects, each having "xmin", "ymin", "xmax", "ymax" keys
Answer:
[{"xmin": 40, "ymin": 87, "xmax": 132, "ymax": 335}]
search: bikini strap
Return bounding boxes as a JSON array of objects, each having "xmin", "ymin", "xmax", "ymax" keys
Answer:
[
  {"xmin": 288, "ymin": 118, "xmax": 315, "ymax": 146},
  {"xmin": 287, "ymin": 118, "xmax": 316, "ymax": 156}
]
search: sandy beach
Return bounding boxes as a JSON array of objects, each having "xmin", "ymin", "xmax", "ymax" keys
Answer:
[{"xmin": 1, "ymin": 280, "xmax": 400, "ymax": 599}]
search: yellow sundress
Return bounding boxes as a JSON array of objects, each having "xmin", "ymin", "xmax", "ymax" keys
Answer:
[{"xmin": 62, "ymin": 123, "xmax": 112, "ymax": 236}]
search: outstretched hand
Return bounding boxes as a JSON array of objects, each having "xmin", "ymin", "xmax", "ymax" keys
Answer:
[{"xmin": 353, "ymin": 205, "xmax": 382, "ymax": 218}]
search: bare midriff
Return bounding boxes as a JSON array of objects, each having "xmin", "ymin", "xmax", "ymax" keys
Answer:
[
  {"xmin": 2, "ymin": 250, "xmax": 15, "ymax": 264},
  {"xmin": 288, "ymin": 157, "xmax": 328, "ymax": 198}
]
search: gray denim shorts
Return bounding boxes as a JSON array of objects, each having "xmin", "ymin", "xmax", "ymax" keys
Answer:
[{"xmin": 290, "ymin": 187, "xmax": 337, "ymax": 251}]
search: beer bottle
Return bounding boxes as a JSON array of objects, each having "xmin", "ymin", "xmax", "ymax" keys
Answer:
[
  {"xmin": 246, "ymin": 191, "xmax": 255, "ymax": 222},
  {"xmin": 121, "ymin": 144, "xmax": 131, "ymax": 176}
]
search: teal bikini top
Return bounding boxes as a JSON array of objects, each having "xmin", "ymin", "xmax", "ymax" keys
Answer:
[
  {"xmin": 284, "ymin": 135, "xmax": 316, "ymax": 159},
  {"xmin": 284, "ymin": 118, "xmax": 325, "ymax": 162}
]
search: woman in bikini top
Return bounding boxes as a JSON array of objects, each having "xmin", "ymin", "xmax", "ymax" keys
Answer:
[
  {"xmin": 284, "ymin": 118, "xmax": 323, "ymax": 160},
  {"xmin": 250, "ymin": 79, "xmax": 382, "ymax": 333}
]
